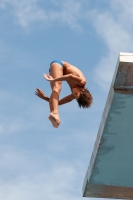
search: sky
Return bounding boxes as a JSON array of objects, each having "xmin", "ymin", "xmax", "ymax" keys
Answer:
[{"xmin": 1, "ymin": 0, "xmax": 133, "ymax": 199}]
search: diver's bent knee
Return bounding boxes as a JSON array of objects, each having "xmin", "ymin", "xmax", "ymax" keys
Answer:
[{"xmin": 52, "ymin": 85, "xmax": 61, "ymax": 94}]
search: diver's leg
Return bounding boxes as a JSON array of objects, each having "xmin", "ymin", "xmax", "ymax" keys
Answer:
[{"xmin": 48, "ymin": 63, "xmax": 63, "ymax": 128}]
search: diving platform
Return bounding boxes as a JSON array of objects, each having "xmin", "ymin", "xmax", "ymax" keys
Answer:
[{"xmin": 83, "ymin": 53, "xmax": 133, "ymax": 199}]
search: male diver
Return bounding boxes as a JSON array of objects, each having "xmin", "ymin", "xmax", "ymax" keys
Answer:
[{"xmin": 35, "ymin": 60, "xmax": 93, "ymax": 128}]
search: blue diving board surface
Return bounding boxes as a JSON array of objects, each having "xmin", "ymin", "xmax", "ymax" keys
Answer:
[{"xmin": 83, "ymin": 53, "xmax": 133, "ymax": 199}]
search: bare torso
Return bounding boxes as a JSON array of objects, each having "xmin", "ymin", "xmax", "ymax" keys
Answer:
[{"xmin": 62, "ymin": 61, "xmax": 86, "ymax": 90}]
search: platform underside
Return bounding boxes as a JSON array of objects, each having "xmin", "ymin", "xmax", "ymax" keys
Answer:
[
  {"xmin": 84, "ymin": 183, "xmax": 133, "ymax": 199},
  {"xmin": 83, "ymin": 53, "xmax": 133, "ymax": 199}
]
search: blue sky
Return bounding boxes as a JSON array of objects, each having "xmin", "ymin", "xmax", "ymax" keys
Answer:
[{"xmin": 1, "ymin": 0, "xmax": 133, "ymax": 199}]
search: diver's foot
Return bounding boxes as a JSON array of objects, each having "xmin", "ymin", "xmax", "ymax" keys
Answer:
[{"xmin": 48, "ymin": 113, "xmax": 60, "ymax": 128}]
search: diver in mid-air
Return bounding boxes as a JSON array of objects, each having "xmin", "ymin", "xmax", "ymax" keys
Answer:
[{"xmin": 35, "ymin": 60, "xmax": 93, "ymax": 128}]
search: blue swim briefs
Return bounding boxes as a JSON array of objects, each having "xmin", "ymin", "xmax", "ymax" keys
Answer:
[{"xmin": 49, "ymin": 60, "xmax": 64, "ymax": 72}]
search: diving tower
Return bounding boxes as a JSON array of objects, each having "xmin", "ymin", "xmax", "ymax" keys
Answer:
[{"xmin": 83, "ymin": 53, "xmax": 133, "ymax": 199}]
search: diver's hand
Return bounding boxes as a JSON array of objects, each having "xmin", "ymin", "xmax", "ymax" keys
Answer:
[
  {"xmin": 35, "ymin": 88, "xmax": 46, "ymax": 100},
  {"xmin": 43, "ymin": 74, "xmax": 54, "ymax": 81}
]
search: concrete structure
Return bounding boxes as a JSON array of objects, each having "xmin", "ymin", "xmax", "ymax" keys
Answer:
[{"xmin": 83, "ymin": 53, "xmax": 133, "ymax": 199}]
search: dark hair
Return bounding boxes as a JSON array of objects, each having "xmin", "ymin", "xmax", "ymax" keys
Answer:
[{"xmin": 77, "ymin": 88, "xmax": 93, "ymax": 108}]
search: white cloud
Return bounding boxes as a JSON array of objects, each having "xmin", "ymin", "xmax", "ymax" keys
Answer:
[
  {"xmin": 2, "ymin": 0, "xmax": 133, "ymax": 91},
  {"xmin": 0, "ymin": 91, "xmax": 23, "ymax": 134},
  {"xmin": 87, "ymin": 0, "xmax": 133, "ymax": 90},
  {"xmin": 91, "ymin": 11, "xmax": 132, "ymax": 53},
  {"xmin": 0, "ymin": 143, "xmax": 88, "ymax": 200},
  {"xmin": 111, "ymin": 0, "xmax": 133, "ymax": 28},
  {"xmin": 93, "ymin": 53, "xmax": 117, "ymax": 90},
  {"xmin": 0, "ymin": 0, "xmax": 84, "ymax": 30},
  {"xmin": 0, "ymin": 87, "xmax": 97, "ymax": 199},
  {"xmin": 53, "ymin": 0, "xmax": 82, "ymax": 30},
  {"xmin": 0, "ymin": 122, "xmax": 22, "ymax": 135},
  {"xmin": 0, "ymin": 168, "xmax": 81, "ymax": 200},
  {"xmin": 0, "ymin": 89, "xmax": 50, "ymax": 135},
  {"xmin": 0, "ymin": 0, "xmax": 46, "ymax": 28},
  {"xmin": 0, "ymin": 86, "xmax": 100, "ymax": 200}
]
